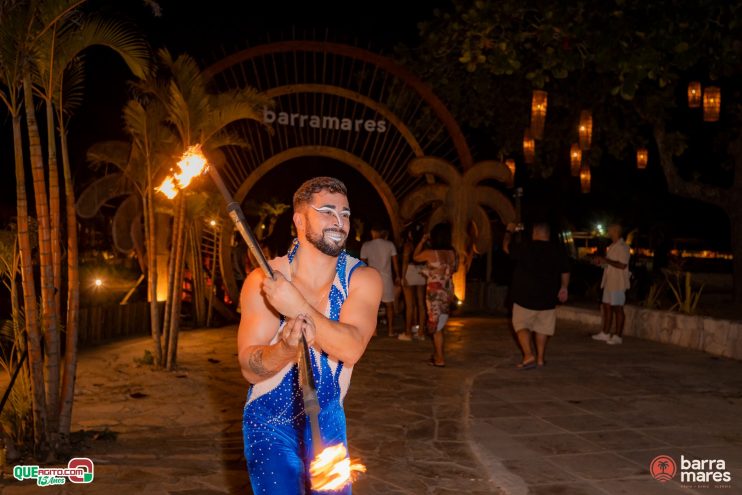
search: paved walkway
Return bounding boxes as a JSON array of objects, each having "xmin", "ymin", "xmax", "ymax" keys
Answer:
[{"xmin": 0, "ymin": 313, "xmax": 740, "ymax": 495}]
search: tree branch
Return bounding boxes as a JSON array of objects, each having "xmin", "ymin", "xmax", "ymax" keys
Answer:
[{"xmin": 652, "ymin": 122, "xmax": 731, "ymax": 211}]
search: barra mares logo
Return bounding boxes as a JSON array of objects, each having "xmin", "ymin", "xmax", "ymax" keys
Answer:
[
  {"xmin": 651, "ymin": 454, "xmax": 732, "ymax": 489},
  {"xmin": 13, "ymin": 457, "xmax": 94, "ymax": 486}
]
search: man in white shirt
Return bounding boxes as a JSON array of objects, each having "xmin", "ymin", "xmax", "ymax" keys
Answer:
[
  {"xmin": 592, "ymin": 223, "xmax": 631, "ymax": 345},
  {"xmin": 361, "ymin": 225, "xmax": 400, "ymax": 336}
]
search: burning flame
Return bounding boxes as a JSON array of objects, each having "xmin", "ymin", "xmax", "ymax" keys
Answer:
[
  {"xmin": 155, "ymin": 145, "xmax": 208, "ymax": 199},
  {"xmin": 174, "ymin": 144, "xmax": 208, "ymax": 189},
  {"xmin": 156, "ymin": 176, "xmax": 178, "ymax": 199},
  {"xmin": 309, "ymin": 444, "xmax": 366, "ymax": 492}
]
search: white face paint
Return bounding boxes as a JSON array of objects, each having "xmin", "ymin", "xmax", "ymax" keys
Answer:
[{"xmin": 311, "ymin": 205, "xmax": 351, "ymax": 230}]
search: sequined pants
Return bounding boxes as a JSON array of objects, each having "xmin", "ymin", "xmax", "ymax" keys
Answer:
[{"xmin": 243, "ymin": 396, "xmax": 350, "ymax": 495}]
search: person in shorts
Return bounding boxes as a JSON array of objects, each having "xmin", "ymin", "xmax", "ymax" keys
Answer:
[
  {"xmin": 591, "ymin": 223, "xmax": 631, "ymax": 345},
  {"xmin": 504, "ymin": 222, "xmax": 570, "ymax": 369},
  {"xmin": 361, "ymin": 224, "xmax": 401, "ymax": 336}
]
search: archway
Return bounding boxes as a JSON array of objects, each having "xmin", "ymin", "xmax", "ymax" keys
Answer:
[{"xmin": 203, "ymin": 41, "xmax": 498, "ymax": 302}]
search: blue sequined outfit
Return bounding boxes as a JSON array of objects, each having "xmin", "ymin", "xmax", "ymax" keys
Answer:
[{"xmin": 243, "ymin": 242, "xmax": 364, "ymax": 494}]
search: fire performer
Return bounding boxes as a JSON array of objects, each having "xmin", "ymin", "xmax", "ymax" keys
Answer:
[{"xmin": 237, "ymin": 177, "xmax": 382, "ymax": 494}]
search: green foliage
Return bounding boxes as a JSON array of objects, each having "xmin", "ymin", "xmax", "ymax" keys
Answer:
[
  {"xmin": 400, "ymin": 0, "xmax": 742, "ymax": 177},
  {"xmin": 666, "ymin": 271, "xmax": 704, "ymax": 315},
  {"xmin": 643, "ymin": 281, "xmax": 665, "ymax": 309}
]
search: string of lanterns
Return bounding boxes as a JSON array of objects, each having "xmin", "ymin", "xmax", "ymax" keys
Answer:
[{"xmin": 515, "ymin": 81, "xmax": 721, "ymax": 195}]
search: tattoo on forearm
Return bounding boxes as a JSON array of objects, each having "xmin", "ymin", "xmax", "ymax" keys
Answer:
[{"xmin": 248, "ymin": 348, "xmax": 271, "ymax": 377}]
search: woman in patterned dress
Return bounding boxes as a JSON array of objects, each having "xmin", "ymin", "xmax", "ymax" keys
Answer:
[{"xmin": 413, "ymin": 223, "xmax": 457, "ymax": 367}]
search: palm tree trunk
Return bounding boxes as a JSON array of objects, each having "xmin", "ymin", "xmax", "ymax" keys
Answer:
[
  {"xmin": 23, "ymin": 72, "xmax": 60, "ymax": 444},
  {"xmin": 167, "ymin": 195, "xmax": 187, "ymax": 370},
  {"xmin": 143, "ymin": 187, "xmax": 162, "ymax": 366},
  {"xmin": 45, "ymin": 100, "xmax": 62, "ymax": 322},
  {"xmin": 12, "ymin": 113, "xmax": 48, "ymax": 453},
  {"xmin": 57, "ymin": 127, "xmax": 80, "ymax": 441},
  {"xmin": 161, "ymin": 207, "xmax": 179, "ymax": 361}
]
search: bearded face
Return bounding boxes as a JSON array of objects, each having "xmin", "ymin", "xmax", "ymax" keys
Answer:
[
  {"xmin": 305, "ymin": 218, "xmax": 347, "ymax": 256},
  {"xmin": 299, "ymin": 190, "xmax": 350, "ymax": 257}
]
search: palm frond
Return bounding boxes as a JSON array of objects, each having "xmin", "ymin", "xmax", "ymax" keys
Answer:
[
  {"xmin": 55, "ymin": 54, "xmax": 84, "ymax": 115},
  {"xmin": 409, "ymin": 156, "xmax": 460, "ymax": 185},
  {"xmin": 205, "ymin": 129, "xmax": 249, "ymax": 151},
  {"xmin": 474, "ymin": 186, "xmax": 516, "ymax": 224},
  {"xmin": 201, "ymin": 88, "xmax": 271, "ymax": 143},
  {"xmin": 464, "ymin": 160, "xmax": 512, "ymax": 187},
  {"xmin": 86, "ymin": 140, "xmax": 131, "ymax": 172},
  {"xmin": 53, "ymin": 15, "xmax": 150, "ymax": 81},
  {"xmin": 399, "ymin": 184, "xmax": 448, "ymax": 220}
]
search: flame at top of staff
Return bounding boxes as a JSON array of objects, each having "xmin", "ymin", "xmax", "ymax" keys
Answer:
[
  {"xmin": 310, "ymin": 443, "xmax": 366, "ymax": 492},
  {"xmin": 174, "ymin": 144, "xmax": 208, "ymax": 189},
  {"xmin": 156, "ymin": 144, "xmax": 209, "ymax": 199}
]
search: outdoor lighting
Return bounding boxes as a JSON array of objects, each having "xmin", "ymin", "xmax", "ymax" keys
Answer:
[
  {"xmin": 505, "ymin": 159, "xmax": 516, "ymax": 178},
  {"xmin": 522, "ymin": 129, "xmax": 535, "ymax": 164},
  {"xmin": 703, "ymin": 86, "xmax": 721, "ymax": 122},
  {"xmin": 456, "ymin": 300, "xmax": 464, "ymax": 306},
  {"xmin": 530, "ymin": 90, "xmax": 547, "ymax": 139},
  {"xmin": 637, "ymin": 147, "xmax": 648, "ymax": 169},
  {"xmin": 687, "ymin": 81, "xmax": 702, "ymax": 108},
  {"xmin": 570, "ymin": 143, "xmax": 581, "ymax": 176},
  {"xmin": 94, "ymin": 278, "xmax": 103, "ymax": 287},
  {"xmin": 209, "ymin": 219, "xmax": 217, "ymax": 227},
  {"xmin": 579, "ymin": 110, "xmax": 593, "ymax": 150},
  {"xmin": 595, "ymin": 224, "xmax": 605, "ymax": 236},
  {"xmin": 580, "ymin": 164, "xmax": 591, "ymax": 193}
]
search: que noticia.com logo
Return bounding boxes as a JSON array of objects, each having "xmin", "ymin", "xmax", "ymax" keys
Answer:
[
  {"xmin": 651, "ymin": 454, "xmax": 732, "ymax": 486},
  {"xmin": 13, "ymin": 457, "xmax": 94, "ymax": 486}
]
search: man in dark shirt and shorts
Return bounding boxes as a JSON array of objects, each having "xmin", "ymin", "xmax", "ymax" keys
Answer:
[{"xmin": 504, "ymin": 222, "xmax": 570, "ymax": 369}]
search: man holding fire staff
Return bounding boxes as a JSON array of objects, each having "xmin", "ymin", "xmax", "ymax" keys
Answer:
[{"xmin": 237, "ymin": 177, "xmax": 382, "ymax": 494}]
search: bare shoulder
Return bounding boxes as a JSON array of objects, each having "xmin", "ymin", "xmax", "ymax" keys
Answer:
[{"xmin": 349, "ymin": 265, "xmax": 382, "ymax": 293}]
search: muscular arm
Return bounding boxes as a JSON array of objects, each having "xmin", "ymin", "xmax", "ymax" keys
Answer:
[
  {"xmin": 303, "ymin": 266, "xmax": 382, "ymax": 366},
  {"xmin": 236, "ymin": 267, "xmax": 297, "ymax": 384}
]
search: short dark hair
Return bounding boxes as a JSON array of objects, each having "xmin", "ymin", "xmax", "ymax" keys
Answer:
[
  {"xmin": 293, "ymin": 177, "xmax": 348, "ymax": 211},
  {"xmin": 430, "ymin": 222, "xmax": 452, "ymax": 250}
]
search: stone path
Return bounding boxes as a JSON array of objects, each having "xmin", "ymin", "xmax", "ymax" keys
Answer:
[{"xmin": 0, "ymin": 312, "xmax": 740, "ymax": 495}]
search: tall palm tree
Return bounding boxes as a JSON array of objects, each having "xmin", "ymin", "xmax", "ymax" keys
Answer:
[
  {"xmin": 148, "ymin": 48, "xmax": 270, "ymax": 369},
  {"xmin": 35, "ymin": 13, "xmax": 149, "ymax": 444},
  {"xmin": 88, "ymin": 49, "xmax": 269, "ymax": 369},
  {"xmin": 2, "ymin": 0, "xmax": 149, "ymax": 453},
  {"xmin": 400, "ymin": 156, "xmax": 516, "ymax": 301}
]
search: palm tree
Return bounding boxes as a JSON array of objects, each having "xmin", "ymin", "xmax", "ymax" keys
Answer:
[
  {"xmin": 34, "ymin": 12, "xmax": 150, "ymax": 445},
  {"xmin": 400, "ymin": 156, "xmax": 516, "ymax": 301},
  {"xmin": 2, "ymin": 0, "xmax": 149, "ymax": 454},
  {"xmin": 149, "ymin": 48, "xmax": 270, "ymax": 369}
]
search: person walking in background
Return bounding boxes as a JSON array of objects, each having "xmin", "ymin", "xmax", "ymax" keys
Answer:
[
  {"xmin": 400, "ymin": 226, "xmax": 427, "ymax": 341},
  {"xmin": 504, "ymin": 222, "xmax": 570, "ymax": 369},
  {"xmin": 361, "ymin": 224, "xmax": 401, "ymax": 336},
  {"xmin": 414, "ymin": 223, "xmax": 457, "ymax": 367},
  {"xmin": 592, "ymin": 223, "xmax": 631, "ymax": 345}
]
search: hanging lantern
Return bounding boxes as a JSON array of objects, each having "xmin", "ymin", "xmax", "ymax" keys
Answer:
[
  {"xmin": 636, "ymin": 147, "xmax": 648, "ymax": 170},
  {"xmin": 570, "ymin": 143, "xmax": 582, "ymax": 177},
  {"xmin": 523, "ymin": 129, "xmax": 535, "ymax": 164},
  {"xmin": 703, "ymin": 86, "xmax": 721, "ymax": 122},
  {"xmin": 580, "ymin": 164, "xmax": 591, "ymax": 193},
  {"xmin": 578, "ymin": 110, "xmax": 593, "ymax": 150},
  {"xmin": 687, "ymin": 81, "xmax": 702, "ymax": 108},
  {"xmin": 505, "ymin": 158, "xmax": 516, "ymax": 178},
  {"xmin": 530, "ymin": 90, "xmax": 548, "ymax": 139}
]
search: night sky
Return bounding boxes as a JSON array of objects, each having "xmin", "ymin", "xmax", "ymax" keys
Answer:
[{"xmin": 0, "ymin": 0, "xmax": 733, "ymax": 249}]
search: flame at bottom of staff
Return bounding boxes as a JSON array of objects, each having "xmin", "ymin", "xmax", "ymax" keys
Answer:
[{"xmin": 310, "ymin": 443, "xmax": 366, "ymax": 492}]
